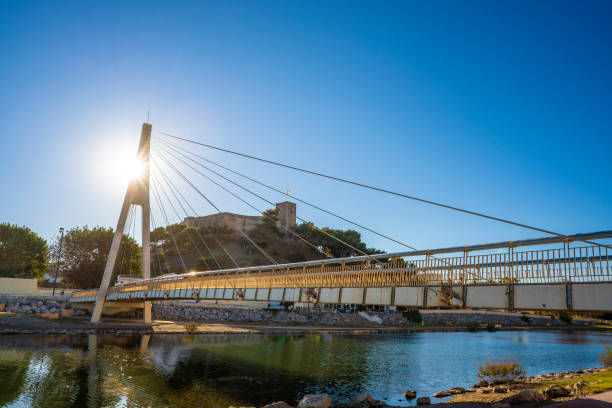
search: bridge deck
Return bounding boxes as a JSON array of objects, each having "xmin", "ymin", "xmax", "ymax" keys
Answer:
[{"xmin": 72, "ymin": 232, "xmax": 612, "ymax": 312}]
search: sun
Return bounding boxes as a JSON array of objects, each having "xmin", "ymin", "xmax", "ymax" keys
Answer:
[
  {"xmin": 94, "ymin": 141, "xmax": 148, "ymax": 191},
  {"xmin": 127, "ymin": 156, "xmax": 146, "ymax": 180}
]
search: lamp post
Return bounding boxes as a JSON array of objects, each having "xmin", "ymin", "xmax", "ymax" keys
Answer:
[{"xmin": 52, "ymin": 227, "xmax": 65, "ymax": 296}]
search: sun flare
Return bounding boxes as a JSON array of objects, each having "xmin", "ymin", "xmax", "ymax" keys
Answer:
[
  {"xmin": 95, "ymin": 142, "xmax": 148, "ymax": 191},
  {"xmin": 127, "ymin": 156, "xmax": 146, "ymax": 180}
]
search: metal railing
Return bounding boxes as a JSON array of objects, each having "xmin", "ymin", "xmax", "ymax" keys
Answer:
[{"xmin": 71, "ymin": 230, "xmax": 612, "ymax": 301}]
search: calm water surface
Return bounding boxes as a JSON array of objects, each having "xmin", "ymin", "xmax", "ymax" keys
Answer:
[{"xmin": 0, "ymin": 330, "xmax": 609, "ymax": 407}]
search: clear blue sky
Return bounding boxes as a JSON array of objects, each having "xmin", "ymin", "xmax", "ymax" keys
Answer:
[{"xmin": 1, "ymin": 0, "xmax": 611, "ymax": 252}]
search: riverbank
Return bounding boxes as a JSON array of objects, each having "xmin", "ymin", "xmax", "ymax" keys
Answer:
[
  {"xmin": 257, "ymin": 367, "xmax": 612, "ymax": 408},
  {"xmin": 1, "ymin": 296, "xmax": 610, "ymax": 335},
  {"xmin": 0, "ymin": 311, "xmax": 610, "ymax": 335}
]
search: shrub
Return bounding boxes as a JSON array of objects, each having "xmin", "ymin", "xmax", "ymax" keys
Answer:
[
  {"xmin": 477, "ymin": 359, "xmax": 524, "ymax": 382},
  {"xmin": 402, "ymin": 309, "xmax": 423, "ymax": 323},
  {"xmin": 559, "ymin": 311, "xmax": 572, "ymax": 324},
  {"xmin": 184, "ymin": 322, "xmax": 197, "ymax": 332},
  {"xmin": 599, "ymin": 345, "xmax": 612, "ymax": 366}
]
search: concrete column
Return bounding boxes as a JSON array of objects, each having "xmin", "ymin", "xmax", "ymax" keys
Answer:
[
  {"xmin": 141, "ymin": 124, "xmax": 152, "ymax": 323},
  {"xmin": 91, "ymin": 197, "xmax": 131, "ymax": 322}
]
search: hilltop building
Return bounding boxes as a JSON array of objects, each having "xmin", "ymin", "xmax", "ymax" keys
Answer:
[{"xmin": 183, "ymin": 201, "xmax": 296, "ymax": 232}]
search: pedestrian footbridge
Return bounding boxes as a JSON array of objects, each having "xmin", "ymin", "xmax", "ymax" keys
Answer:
[{"xmin": 71, "ymin": 230, "xmax": 612, "ymax": 314}]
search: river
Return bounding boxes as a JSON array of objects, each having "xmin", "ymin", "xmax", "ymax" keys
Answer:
[{"xmin": 0, "ymin": 330, "xmax": 609, "ymax": 407}]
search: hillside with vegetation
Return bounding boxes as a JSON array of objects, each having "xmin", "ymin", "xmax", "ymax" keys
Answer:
[
  {"xmin": 150, "ymin": 207, "xmax": 383, "ymax": 275},
  {"xmin": 0, "ymin": 208, "xmax": 383, "ymax": 288}
]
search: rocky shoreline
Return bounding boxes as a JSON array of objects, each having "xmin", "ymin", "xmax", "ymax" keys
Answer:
[
  {"xmin": 0, "ymin": 296, "xmax": 609, "ymax": 336},
  {"xmin": 252, "ymin": 366, "xmax": 610, "ymax": 408}
]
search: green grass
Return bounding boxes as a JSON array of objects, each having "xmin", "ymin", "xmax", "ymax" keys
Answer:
[{"xmin": 541, "ymin": 368, "xmax": 612, "ymax": 394}]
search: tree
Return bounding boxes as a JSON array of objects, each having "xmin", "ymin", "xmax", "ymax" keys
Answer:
[
  {"xmin": 252, "ymin": 208, "xmax": 280, "ymax": 237},
  {"xmin": 0, "ymin": 223, "xmax": 48, "ymax": 278},
  {"xmin": 261, "ymin": 208, "xmax": 280, "ymax": 233},
  {"xmin": 175, "ymin": 227, "xmax": 200, "ymax": 251},
  {"xmin": 52, "ymin": 226, "xmax": 141, "ymax": 289},
  {"xmin": 166, "ymin": 223, "xmax": 186, "ymax": 238},
  {"xmin": 294, "ymin": 223, "xmax": 382, "ymax": 258},
  {"xmin": 150, "ymin": 226, "xmax": 169, "ymax": 243}
]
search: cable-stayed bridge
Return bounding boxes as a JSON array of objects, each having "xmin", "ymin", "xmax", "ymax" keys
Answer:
[{"xmin": 71, "ymin": 123, "xmax": 612, "ymax": 321}]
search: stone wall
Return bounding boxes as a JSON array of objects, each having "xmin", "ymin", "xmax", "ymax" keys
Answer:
[
  {"xmin": 183, "ymin": 212, "xmax": 261, "ymax": 232},
  {"xmin": 421, "ymin": 310, "xmax": 569, "ymax": 326},
  {"xmin": 153, "ymin": 302, "xmax": 311, "ymax": 324},
  {"xmin": 153, "ymin": 303, "xmax": 571, "ymax": 326}
]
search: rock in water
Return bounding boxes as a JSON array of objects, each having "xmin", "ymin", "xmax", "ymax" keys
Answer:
[
  {"xmin": 297, "ymin": 394, "xmax": 332, "ymax": 408},
  {"xmin": 403, "ymin": 390, "xmax": 417, "ymax": 399},
  {"xmin": 351, "ymin": 393, "xmax": 377, "ymax": 406},
  {"xmin": 416, "ymin": 397, "xmax": 431, "ymax": 405},
  {"xmin": 448, "ymin": 387, "xmax": 466, "ymax": 395},
  {"xmin": 545, "ymin": 385, "xmax": 570, "ymax": 398},
  {"xmin": 432, "ymin": 391, "xmax": 451, "ymax": 398}
]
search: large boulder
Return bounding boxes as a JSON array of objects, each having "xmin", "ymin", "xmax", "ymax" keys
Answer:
[
  {"xmin": 297, "ymin": 394, "xmax": 332, "ymax": 408},
  {"xmin": 506, "ymin": 389, "xmax": 546, "ymax": 405},
  {"xmin": 416, "ymin": 397, "xmax": 430, "ymax": 405},
  {"xmin": 545, "ymin": 385, "xmax": 570, "ymax": 398},
  {"xmin": 520, "ymin": 389, "xmax": 546, "ymax": 403},
  {"xmin": 348, "ymin": 392, "xmax": 388, "ymax": 407}
]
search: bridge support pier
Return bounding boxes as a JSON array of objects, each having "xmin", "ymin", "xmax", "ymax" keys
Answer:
[{"xmin": 91, "ymin": 123, "xmax": 152, "ymax": 323}]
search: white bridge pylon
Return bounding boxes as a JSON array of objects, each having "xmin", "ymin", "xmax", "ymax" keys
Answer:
[{"xmin": 91, "ymin": 123, "xmax": 152, "ymax": 323}]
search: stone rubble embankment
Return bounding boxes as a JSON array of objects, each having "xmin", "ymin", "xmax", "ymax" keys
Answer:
[
  {"xmin": 152, "ymin": 302, "xmax": 575, "ymax": 326},
  {"xmin": 0, "ymin": 296, "xmax": 86, "ymax": 318}
]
